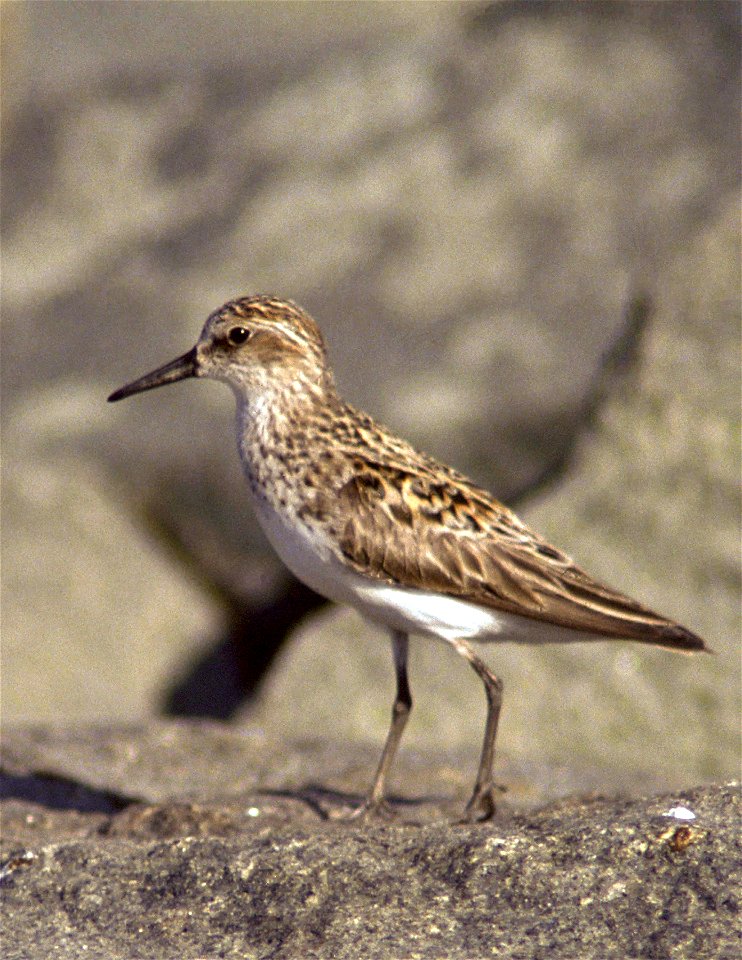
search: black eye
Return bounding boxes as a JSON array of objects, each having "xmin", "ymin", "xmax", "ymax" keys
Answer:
[{"xmin": 227, "ymin": 326, "xmax": 251, "ymax": 346}]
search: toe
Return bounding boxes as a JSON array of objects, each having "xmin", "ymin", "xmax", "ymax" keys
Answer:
[{"xmin": 461, "ymin": 785, "xmax": 498, "ymax": 823}]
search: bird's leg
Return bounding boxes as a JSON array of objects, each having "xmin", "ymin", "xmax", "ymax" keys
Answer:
[
  {"xmin": 449, "ymin": 637, "xmax": 504, "ymax": 822},
  {"xmin": 351, "ymin": 630, "xmax": 411, "ymax": 820}
]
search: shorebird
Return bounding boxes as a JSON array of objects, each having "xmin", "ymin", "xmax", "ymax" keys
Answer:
[{"xmin": 109, "ymin": 295, "xmax": 709, "ymax": 820}]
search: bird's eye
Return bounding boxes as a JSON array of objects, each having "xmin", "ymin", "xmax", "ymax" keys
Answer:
[{"xmin": 227, "ymin": 326, "xmax": 251, "ymax": 346}]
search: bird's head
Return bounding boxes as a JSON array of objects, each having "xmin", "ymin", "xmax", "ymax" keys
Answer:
[{"xmin": 108, "ymin": 295, "xmax": 330, "ymax": 403}]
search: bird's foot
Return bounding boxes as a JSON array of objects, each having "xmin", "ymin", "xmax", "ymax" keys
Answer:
[{"xmin": 460, "ymin": 782, "xmax": 505, "ymax": 823}]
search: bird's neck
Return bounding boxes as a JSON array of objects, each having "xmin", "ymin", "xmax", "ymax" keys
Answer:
[{"xmin": 233, "ymin": 368, "xmax": 341, "ymax": 482}]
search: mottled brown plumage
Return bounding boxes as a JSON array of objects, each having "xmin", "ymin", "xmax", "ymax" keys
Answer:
[
  {"xmin": 332, "ymin": 453, "xmax": 703, "ymax": 650},
  {"xmin": 109, "ymin": 294, "xmax": 709, "ymax": 821}
]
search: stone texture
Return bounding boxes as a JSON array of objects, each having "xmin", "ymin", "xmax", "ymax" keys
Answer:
[
  {"xmin": 2, "ymin": 443, "xmax": 223, "ymax": 724},
  {"xmin": 524, "ymin": 195, "xmax": 741, "ymax": 777},
  {"xmin": 1, "ymin": 723, "xmax": 739, "ymax": 960},
  {"xmin": 0, "ymin": 722, "xmax": 676, "ymax": 823}
]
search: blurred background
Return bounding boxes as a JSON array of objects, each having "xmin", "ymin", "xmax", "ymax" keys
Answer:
[{"xmin": 2, "ymin": 1, "xmax": 739, "ymax": 789}]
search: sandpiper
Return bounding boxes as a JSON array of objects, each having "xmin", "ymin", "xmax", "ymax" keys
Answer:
[{"xmin": 109, "ymin": 295, "xmax": 709, "ymax": 821}]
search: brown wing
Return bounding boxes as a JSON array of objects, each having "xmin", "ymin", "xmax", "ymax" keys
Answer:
[{"xmin": 332, "ymin": 457, "xmax": 707, "ymax": 653}]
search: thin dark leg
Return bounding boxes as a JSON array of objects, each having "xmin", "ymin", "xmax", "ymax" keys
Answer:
[
  {"xmin": 352, "ymin": 630, "xmax": 411, "ymax": 818},
  {"xmin": 449, "ymin": 637, "xmax": 504, "ymax": 822}
]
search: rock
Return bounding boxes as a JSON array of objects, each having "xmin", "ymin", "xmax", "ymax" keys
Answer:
[
  {"xmin": 0, "ymin": 722, "xmax": 675, "ymax": 823},
  {"xmin": 1, "ymin": 443, "xmax": 223, "ymax": 723},
  {"xmin": 524, "ymin": 196, "xmax": 741, "ymax": 777},
  {"xmin": 1, "ymin": 723, "xmax": 739, "ymax": 960}
]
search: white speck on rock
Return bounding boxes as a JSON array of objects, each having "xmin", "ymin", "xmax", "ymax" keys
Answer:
[{"xmin": 663, "ymin": 805, "xmax": 696, "ymax": 820}]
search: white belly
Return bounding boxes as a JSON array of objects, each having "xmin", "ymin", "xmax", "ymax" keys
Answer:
[{"xmin": 249, "ymin": 487, "xmax": 591, "ymax": 646}]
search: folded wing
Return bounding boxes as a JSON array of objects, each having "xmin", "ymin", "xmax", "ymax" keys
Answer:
[{"xmin": 334, "ymin": 459, "xmax": 707, "ymax": 653}]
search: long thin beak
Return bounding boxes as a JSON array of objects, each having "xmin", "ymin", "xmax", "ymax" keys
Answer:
[{"xmin": 108, "ymin": 346, "xmax": 198, "ymax": 402}]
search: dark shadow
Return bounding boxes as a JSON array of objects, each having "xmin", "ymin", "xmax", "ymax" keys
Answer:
[
  {"xmin": 162, "ymin": 578, "xmax": 325, "ymax": 720},
  {"xmin": 256, "ymin": 784, "xmax": 437, "ymax": 821},
  {"xmin": 0, "ymin": 771, "xmax": 135, "ymax": 813},
  {"xmin": 507, "ymin": 294, "xmax": 651, "ymax": 506},
  {"xmin": 469, "ymin": 0, "xmax": 742, "ymax": 37}
]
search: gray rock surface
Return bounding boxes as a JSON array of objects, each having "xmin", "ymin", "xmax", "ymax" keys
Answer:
[
  {"xmin": 1, "ymin": 0, "xmax": 738, "ymax": 791},
  {"xmin": 2, "ymin": 445, "xmax": 224, "ymax": 722},
  {"xmin": 1, "ymin": 723, "xmax": 739, "ymax": 960}
]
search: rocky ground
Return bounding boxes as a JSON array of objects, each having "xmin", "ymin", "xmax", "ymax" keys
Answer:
[
  {"xmin": 2, "ymin": 3, "xmax": 740, "ymax": 957},
  {"xmin": 2, "ymin": 723, "xmax": 740, "ymax": 960}
]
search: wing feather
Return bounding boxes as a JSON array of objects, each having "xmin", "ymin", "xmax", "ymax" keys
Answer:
[{"xmin": 333, "ymin": 458, "xmax": 706, "ymax": 652}]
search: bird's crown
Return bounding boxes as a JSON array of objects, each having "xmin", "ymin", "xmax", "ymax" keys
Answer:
[{"xmin": 207, "ymin": 295, "xmax": 326, "ymax": 359}]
